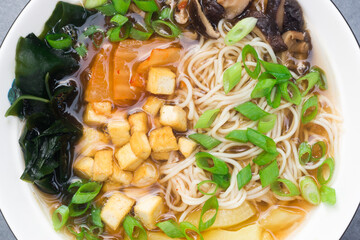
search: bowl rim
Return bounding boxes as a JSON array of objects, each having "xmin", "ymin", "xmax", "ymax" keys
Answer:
[{"xmin": 0, "ymin": 0, "xmax": 359, "ymax": 239}]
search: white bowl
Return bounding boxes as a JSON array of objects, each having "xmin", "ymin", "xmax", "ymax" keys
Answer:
[{"xmin": 0, "ymin": 0, "xmax": 359, "ymax": 239}]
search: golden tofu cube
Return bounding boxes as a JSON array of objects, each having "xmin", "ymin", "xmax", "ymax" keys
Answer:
[
  {"xmin": 178, "ymin": 137, "xmax": 197, "ymax": 157},
  {"xmin": 159, "ymin": 105, "xmax": 187, "ymax": 132},
  {"xmin": 132, "ymin": 160, "xmax": 159, "ymax": 187},
  {"xmin": 84, "ymin": 104, "xmax": 108, "ymax": 125},
  {"xmin": 108, "ymin": 120, "xmax": 131, "ymax": 147},
  {"xmin": 134, "ymin": 195, "xmax": 164, "ymax": 230},
  {"xmin": 73, "ymin": 157, "xmax": 94, "ymax": 179},
  {"xmin": 151, "ymin": 151, "xmax": 171, "ymax": 161},
  {"xmin": 101, "ymin": 192, "xmax": 135, "ymax": 230},
  {"xmin": 129, "ymin": 112, "xmax": 149, "ymax": 134},
  {"xmin": 115, "ymin": 143, "xmax": 144, "ymax": 171},
  {"xmin": 130, "ymin": 132, "xmax": 152, "ymax": 160},
  {"xmin": 142, "ymin": 96, "xmax": 163, "ymax": 116},
  {"xmin": 93, "ymin": 150, "xmax": 113, "ymax": 182},
  {"xmin": 102, "ymin": 181, "xmax": 122, "ymax": 192},
  {"xmin": 91, "ymin": 102, "xmax": 112, "ymax": 116},
  {"xmin": 146, "ymin": 67, "xmax": 176, "ymax": 95},
  {"xmin": 111, "ymin": 163, "xmax": 133, "ymax": 186},
  {"xmin": 149, "ymin": 126, "xmax": 178, "ymax": 152},
  {"xmin": 77, "ymin": 127, "xmax": 109, "ymax": 157}
]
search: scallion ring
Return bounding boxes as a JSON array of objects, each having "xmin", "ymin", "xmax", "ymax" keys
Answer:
[
  {"xmin": 223, "ymin": 62, "xmax": 242, "ymax": 94},
  {"xmin": 110, "ymin": 14, "xmax": 129, "ymax": 26},
  {"xmin": 194, "ymin": 108, "xmax": 220, "ymax": 129},
  {"xmin": 130, "ymin": 26, "xmax": 154, "ymax": 40},
  {"xmin": 279, "ymin": 81, "xmax": 302, "ymax": 105},
  {"xmin": 199, "ymin": 196, "xmax": 219, "ymax": 231},
  {"xmin": 195, "ymin": 152, "xmax": 229, "ymax": 175},
  {"xmin": 225, "ymin": 17, "xmax": 258, "ymax": 46},
  {"xmin": 299, "ymin": 176, "xmax": 320, "ymax": 205},
  {"xmin": 237, "ymin": 164, "xmax": 252, "ymax": 190},
  {"xmin": 266, "ymin": 85, "xmax": 282, "ymax": 109},
  {"xmin": 270, "ymin": 178, "xmax": 300, "ymax": 197},
  {"xmin": 151, "ymin": 20, "xmax": 181, "ymax": 38},
  {"xmin": 157, "ymin": 220, "xmax": 184, "ymax": 238},
  {"xmin": 225, "ymin": 130, "xmax": 248, "ymax": 143},
  {"xmin": 298, "ymin": 142, "xmax": 312, "ymax": 165},
  {"xmin": 85, "ymin": 0, "xmax": 107, "ymax": 9},
  {"xmin": 179, "ymin": 222, "xmax": 204, "ymax": 240},
  {"xmin": 242, "ymin": 44, "xmax": 261, "ymax": 79},
  {"xmin": 69, "ymin": 202, "xmax": 91, "ymax": 217},
  {"xmin": 311, "ymin": 66, "xmax": 328, "ymax": 90},
  {"xmin": 189, "ymin": 133, "xmax": 221, "ymax": 150},
  {"xmin": 251, "ymin": 79, "xmax": 277, "ymax": 99},
  {"xmin": 297, "ymin": 72, "xmax": 320, "ymax": 96},
  {"xmin": 301, "ymin": 95, "xmax": 318, "ymax": 124},
  {"xmin": 258, "ymin": 114, "xmax": 277, "ymax": 133},
  {"xmin": 320, "ymin": 185, "xmax": 336, "ymax": 205},
  {"xmin": 260, "ymin": 60, "xmax": 292, "ymax": 81},
  {"xmin": 52, "ymin": 205, "xmax": 69, "ymax": 231},
  {"xmin": 317, "ymin": 157, "xmax": 335, "ymax": 185},
  {"xmin": 108, "ymin": 23, "xmax": 131, "ymax": 42},
  {"xmin": 123, "ymin": 216, "xmax": 147, "ymax": 240},
  {"xmin": 159, "ymin": 7, "xmax": 172, "ymax": 20},
  {"xmin": 197, "ymin": 180, "xmax": 219, "ymax": 196},
  {"xmin": 247, "ymin": 128, "xmax": 278, "ymax": 154},
  {"xmin": 253, "ymin": 151, "xmax": 279, "ymax": 166},
  {"xmin": 45, "ymin": 33, "xmax": 72, "ymax": 50},
  {"xmin": 234, "ymin": 101, "xmax": 269, "ymax": 121},
  {"xmin": 133, "ymin": 0, "xmax": 159, "ymax": 12},
  {"xmin": 96, "ymin": 3, "xmax": 118, "ymax": 16},
  {"xmin": 212, "ymin": 173, "xmax": 231, "ymax": 190},
  {"xmin": 112, "ymin": 0, "xmax": 131, "ymax": 15},
  {"xmin": 311, "ymin": 141, "xmax": 327, "ymax": 162},
  {"xmin": 71, "ymin": 182, "xmax": 102, "ymax": 204},
  {"xmin": 259, "ymin": 160, "xmax": 279, "ymax": 187}
]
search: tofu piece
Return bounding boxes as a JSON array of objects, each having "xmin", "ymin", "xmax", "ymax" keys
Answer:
[
  {"xmin": 159, "ymin": 105, "xmax": 187, "ymax": 132},
  {"xmin": 130, "ymin": 132, "xmax": 152, "ymax": 160},
  {"xmin": 78, "ymin": 127, "xmax": 109, "ymax": 157},
  {"xmin": 149, "ymin": 126, "xmax": 178, "ymax": 152},
  {"xmin": 91, "ymin": 102, "xmax": 112, "ymax": 116},
  {"xmin": 151, "ymin": 151, "xmax": 171, "ymax": 161},
  {"xmin": 108, "ymin": 120, "xmax": 131, "ymax": 147},
  {"xmin": 146, "ymin": 67, "xmax": 176, "ymax": 95},
  {"xmin": 111, "ymin": 163, "xmax": 133, "ymax": 185},
  {"xmin": 134, "ymin": 196, "xmax": 164, "ymax": 230},
  {"xmin": 102, "ymin": 181, "xmax": 122, "ymax": 192},
  {"xmin": 178, "ymin": 137, "xmax": 197, "ymax": 157},
  {"xmin": 132, "ymin": 160, "xmax": 159, "ymax": 187},
  {"xmin": 129, "ymin": 112, "xmax": 149, "ymax": 134},
  {"xmin": 142, "ymin": 96, "xmax": 163, "ymax": 116},
  {"xmin": 101, "ymin": 192, "xmax": 135, "ymax": 230},
  {"xmin": 73, "ymin": 157, "xmax": 94, "ymax": 179},
  {"xmin": 93, "ymin": 150, "xmax": 113, "ymax": 182},
  {"xmin": 84, "ymin": 104, "xmax": 108, "ymax": 125},
  {"xmin": 115, "ymin": 143, "xmax": 144, "ymax": 171}
]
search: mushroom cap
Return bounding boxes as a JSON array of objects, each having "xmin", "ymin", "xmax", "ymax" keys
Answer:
[
  {"xmin": 217, "ymin": 0, "xmax": 252, "ymax": 19},
  {"xmin": 283, "ymin": 0, "xmax": 304, "ymax": 32},
  {"xmin": 266, "ymin": 0, "xmax": 286, "ymax": 31}
]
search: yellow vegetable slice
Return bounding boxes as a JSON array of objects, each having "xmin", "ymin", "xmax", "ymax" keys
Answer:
[
  {"xmin": 125, "ymin": 232, "xmax": 182, "ymax": 240},
  {"xmin": 202, "ymin": 224, "xmax": 263, "ymax": 240}
]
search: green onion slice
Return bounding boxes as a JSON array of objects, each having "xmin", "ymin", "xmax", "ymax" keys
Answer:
[
  {"xmin": 195, "ymin": 152, "xmax": 229, "ymax": 175},
  {"xmin": 108, "ymin": 23, "xmax": 131, "ymax": 42},
  {"xmin": 69, "ymin": 202, "xmax": 91, "ymax": 217},
  {"xmin": 320, "ymin": 185, "xmax": 336, "ymax": 205},
  {"xmin": 157, "ymin": 220, "xmax": 184, "ymax": 238},
  {"xmin": 68, "ymin": 180, "xmax": 83, "ymax": 193},
  {"xmin": 260, "ymin": 60, "xmax": 292, "ymax": 81},
  {"xmin": 259, "ymin": 161, "xmax": 279, "ymax": 187},
  {"xmin": 123, "ymin": 216, "xmax": 147, "ymax": 240},
  {"xmin": 84, "ymin": 231, "xmax": 102, "ymax": 240},
  {"xmin": 212, "ymin": 173, "xmax": 231, "ymax": 190},
  {"xmin": 247, "ymin": 128, "xmax": 277, "ymax": 153},
  {"xmin": 199, "ymin": 196, "xmax": 219, "ymax": 231},
  {"xmin": 223, "ymin": 62, "xmax": 242, "ymax": 94},
  {"xmin": 85, "ymin": 0, "xmax": 107, "ymax": 9},
  {"xmin": 194, "ymin": 109, "xmax": 220, "ymax": 129},
  {"xmin": 311, "ymin": 141, "xmax": 327, "ymax": 162},
  {"xmin": 266, "ymin": 86, "xmax": 282, "ymax": 109},
  {"xmin": 299, "ymin": 176, "xmax": 320, "ymax": 205},
  {"xmin": 197, "ymin": 180, "xmax": 219, "ymax": 196},
  {"xmin": 242, "ymin": 45, "xmax": 261, "ymax": 79},
  {"xmin": 270, "ymin": 178, "xmax": 300, "ymax": 197},
  {"xmin": 225, "ymin": 17, "xmax": 257, "ymax": 46},
  {"xmin": 111, "ymin": 14, "xmax": 129, "ymax": 26},
  {"xmin": 279, "ymin": 81, "xmax": 302, "ymax": 105},
  {"xmin": 189, "ymin": 133, "xmax": 221, "ymax": 150},
  {"xmin": 311, "ymin": 66, "xmax": 328, "ymax": 90},
  {"xmin": 45, "ymin": 33, "xmax": 72, "ymax": 50},
  {"xmin": 298, "ymin": 142, "xmax": 312, "ymax": 165},
  {"xmin": 52, "ymin": 205, "xmax": 69, "ymax": 231},
  {"xmin": 91, "ymin": 206, "xmax": 104, "ymax": 228},
  {"xmin": 75, "ymin": 44, "xmax": 88, "ymax": 58},
  {"xmin": 159, "ymin": 7, "xmax": 172, "ymax": 20},
  {"xmin": 96, "ymin": 3, "xmax": 118, "ymax": 16},
  {"xmin": 235, "ymin": 102, "xmax": 269, "ymax": 121},
  {"xmin": 130, "ymin": 26, "xmax": 154, "ymax": 40},
  {"xmin": 133, "ymin": 0, "xmax": 159, "ymax": 12},
  {"xmin": 72, "ymin": 182, "xmax": 102, "ymax": 204},
  {"xmin": 296, "ymin": 72, "xmax": 320, "ymax": 96},
  {"xmin": 225, "ymin": 130, "xmax": 248, "ymax": 143},
  {"xmin": 253, "ymin": 151, "xmax": 279, "ymax": 166},
  {"xmin": 180, "ymin": 222, "xmax": 204, "ymax": 240},
  {"xmin": 112, "ymin": 0, "xmax": 131, "ymax": 15},
  {"xmin": 301, "ymin": 95, "xmax": 318, "ymax": 124},
  {"xmin": 317, "ymin": 157, "xmax": 335, "ymax": 185},
  {"xmin": 151, "ymin": 20, "xmax": 181, "ymax": 38},
  {"xmin": 67, "ymin": 225, "xmax": 85, "ymax": 240},
  {"xmin": 258, "ymin": 114, "xmax": 277, "ymax": 133},
  {"xmin": 237, "ymin": 164, "xmax": 252, "ymax": 190},
  {"xmin": 251, "ymin": 79, "xmax": 277, "ymax": 99}
]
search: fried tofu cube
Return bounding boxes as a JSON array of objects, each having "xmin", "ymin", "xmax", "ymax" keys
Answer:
[
  {"xmin": 73, "ymin": 157, "xmax": 94, "ymax": 179},
  {"xmin": 108, "ymin": 120, "xmax": 131, "ymax": 147},
  {"xmin": 78, "ymin": 127, "xmax": 109, "ymax": 157},
  {"xmin": 91, "ymin": 102, "xmax": 112, "ymax": 116},
  {"xmin": 130, "ymin": 132, "xmax": 152, "ymax": 160},
  {"xmin": 151, "ymin": 151, "xmax": 171, "ymax": 161},
  {"xmin": 146, "ymin": 67, "xmax": 176, "ymax": 95},
  {"xmin": 101, "ymin": 192, "xmax": 135, "ymax": 230},
  {"xmin": 93, "ymin": 150, "xmax": 113, "ymax": 182},
  {"xmin": 149, "ymin": 126, "xmax": 178, "ymax": 152},
  {"xmin": 111, "ymin": 163, "xmax": 133, "ymax": 185},
  {"xmin": 178, "ymin": 137, "xmax": 197, "ymax": 158},
  {"xmin": 159, "ymin": 105, "xmax": 187, "ymax": 132},
  {"xmin": 129, "ymin": 112, "xmax": 149, "ymax": 134},
  {"xmin": 132, "ymin": 160, "xmax": 159, "ymax": 187},
  {"xmin": 84, "ymin": 104, "xmax": 108, "ymax": 125},
  {"xmin": 115, "ymin": 143, "xmax": 144, "ymax": 171},
  {"xmin": 134, "ymin": 196, "xmax": 165, "ymax": 230},
  {"xmin": 142, "ymin": 96, "xmax": 164, "ymax": 116}
]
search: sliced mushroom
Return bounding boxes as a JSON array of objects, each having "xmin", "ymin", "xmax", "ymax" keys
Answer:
[
  {"xmin": 283, "ymin": 0, "xmax": 304, "ymax": 32},
  {"xmin": 175, "ymin": 8, "xmax": 189, "ymax": 25},
  {"xmin": 217, "ymin": 0, "xmax": 252, "ymax": 19},
  {"xmin": 246, "ymin": 11, "xmax": 288, "ymax": 52},
  {"xmin": 266, "ymin": 0, "xmax": 285, "ymax": 31}
]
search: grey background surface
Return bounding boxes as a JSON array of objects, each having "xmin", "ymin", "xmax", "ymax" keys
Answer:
[{"xmin": 0, "ymin": 0, "xmax": 359, "ymax": 239}]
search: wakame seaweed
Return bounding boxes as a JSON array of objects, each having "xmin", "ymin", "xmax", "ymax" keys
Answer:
[{"xmin": 5, "ymin": 1, "xmax": 93, "ymax": 194}]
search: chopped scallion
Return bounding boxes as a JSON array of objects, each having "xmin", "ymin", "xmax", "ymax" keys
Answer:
[
  {"xmin": 194, "ymin": 109, "xmax": 220, "ymax": 129},
  {"xmin": 195, "ymin": 152, "xmax": 229, "ymax": 175},
  {"xmin": 320, "ymin": 185, "xmax": 336, "ymax": 205},
  {"xmin": 311, "ymin": 66, "xmax": 328, "ymax": 90},
  {"xmin": 253, "ymin": 151, "xmax": 279, "ymax": 166},
  {"xmin": 108, "ymin": 23, "xmax": 131, "ymax": 42},
  {"xmin": 212, "ymin": 173, "xmax": 231, "ymax": 190},
  {"xmin": 223, "ymin": 62, "xmax": 242, "ymax": 94},
  {"xmin": 71, "ymin": 182, "xmax": 102, "ymax": 204},
  {"xmin": 112, "ymin": 0, "xmax": 131, "ymax": 15},
  {"xmin": 69, "ymin": 202, "xmax": 91, "ymax": 217},
  {"xmin": 259, "ymin": 60, "xmax": 292, "ymax": 81},
  {"xmin": 301, "ymin": 95, "xmax": 318, "ymax": 124},
  {"xmin": 237, "ymin": 164, "xmax": 252, "ymax": 190},
  {"xmin": 199, "ymin": 196, "xmax": 219, "ymax": 231},
  {"xmin": 225, "ymin": 17, "xmax": 257, "ymax": 46},
  {"xmin": 45, "ymin": 33, "xmax": 72, "ymax": 50},
  {"xmin": 242, "ymin": 44, "xmax": 261, "ymax": 79},
  {"xmin": 317, "ymin": 157, "xmax": 335, "ymax": 185},
  {"xmin": 311, "ymin": 141, "xmax": 327, "ymax": 162},
  {"xmin": 247, "ymin": 128, "xmax": 277, "ymax": 153},
  {"xmin": 299, "ymin": 176, "xmax": 320, "ymax": 205},
  {"xmin": 197, "ymin": 180, "xmax": 219, "ymax": 196},
  {"xmin": 180, "ymin": 222, "xmax": 204, "ymax": 240},
  {"xmin": 234, "ymin": 102, "xmax": 269, "ymax": 121},
  {"xmin": 96, "ymin": 3, "xmax": 118, "ymax": 16},
  {"xmin": 259, "ymin": 160, "xmax": 279, "ymax": 187},
  {"xmin": 159, "ymin": 7, "xmax": 172, "ymax": 20},
  {"xmin": 225, "ymin": 130, "xmax": 248, "ymax": 143},
  {"xmin": 133, "ymin": 0, "xmax": 159, "ymax": 12},
  {"xmin": 85, "ymin": 0, "xmax": 107, "ymax": 9},
  {"xmin": 251, "ymin": 79, "xmax": 277, "ymax": 99},
  {"xmin": 91, "ymin": 206, "xmax": 104, "ymax": 228},
  {"xmin": 270, "ymin": 178, "xmax": 300, "ymax": 197},
  {"xmin": 151, "ymin": 20, "xmax": 181, "ymax": 38},
  {"xmin": 52, "ymin": 205, "xmax": 69, "ymax": 231},
  {"xmin": 297, "ymin": 72, "xmax": 320, "ymax": 96},
  {"xmin": 266, "ymin": 85, "xmax": 282, "ymax": 109},
  {"xmin": 130, "ymin": 27, "xmax": 153, "ymax": 40},
  {"xmin": 111, "ymin": 14, "xmax": 129, "ymax": 26},
  {"xmin": 258, "ymin": 114, "xmax": 277, "ymax": 133},
  {"xmin": 157, "ymin": 220, "xmax": 184, "ymax": 238},
  {"xmin": 298, "ymin": 142, "xmax": 312, "ymax": 165},
  {"xmin": 189, "ymin": 133, "xmax": 221, "ymax": 150},
  {"xmin": 123, "ymin": 216, "xmax": 147, "ymax": 240},
  {"xmin": 279, "ymin": 81, "xmax": 302, "ymax": 105}
]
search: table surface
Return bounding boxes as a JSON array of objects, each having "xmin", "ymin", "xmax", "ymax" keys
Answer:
[{"xmin": 0, "ymin": 0, "xmax": 359, "ymax": 239}]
